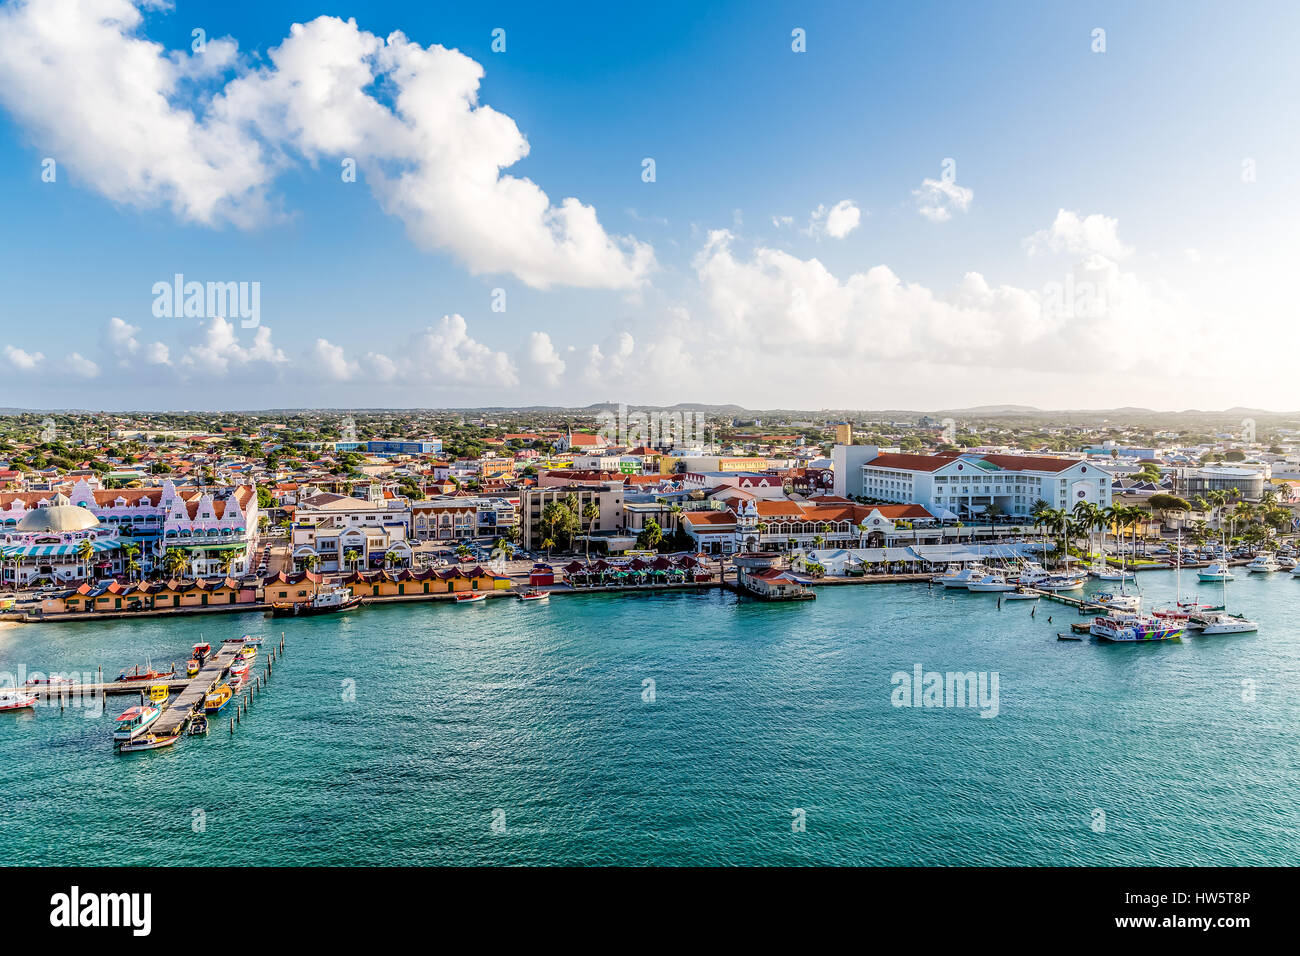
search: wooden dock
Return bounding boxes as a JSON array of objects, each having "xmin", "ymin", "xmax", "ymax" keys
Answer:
[{"xmin": 152, "ymin": 640, "xmax": 245, "ymax": 736}]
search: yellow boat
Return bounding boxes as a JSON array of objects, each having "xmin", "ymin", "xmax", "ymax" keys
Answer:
[
  {"xmin": 204, "ymin": 683, "xmax": 233, "ymax": 714},
  {"xmin": 186, "ymin": 659, "xmax": 200, "ymax": 677}
]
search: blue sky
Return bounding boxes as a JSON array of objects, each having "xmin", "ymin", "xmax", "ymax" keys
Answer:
[{"xmin": 1, "ymin": 0, "xmax": 1298, "ymax": 410}]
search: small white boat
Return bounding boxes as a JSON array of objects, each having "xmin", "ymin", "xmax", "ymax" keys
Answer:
[
  {"xmin": 1197, "ymin": 562, "xmax": 1234, "ymax": 582},
  {"xmin": 1037, "ymin": 574, "xmax": 1085, "ymax": 592},
  {"xmin": 113, "ymin": 704, "xmax": 161, "ymax": 743},
  {"xmin": 966, "ymin": 572, "xmax": 1017, "ymax": 592},
  {"xmin": 1003, "ymin": 588, "xmax": 1040, "ymax": 601},
  {"xmin": 1088, "ymin": 559, "xmax": 1134, "ymax": 581},
  {"xmin": 455, "ymin": 591, "xmax": 487, "ymax": 604},
  {"xmin": 117, "ymin": 731, "xmax": 181, "ymax": 753},
  {"xmin": 1246, "ymin": 555, "xmax": 1279, "ymax": 574},
  {"xmin": 1011, "ymin": 562, "xmax": 1051, "ymax": 586},
  {"xmin": 0, "ymin": 690, "xmax": 38, "ymax": 712},
  {"xmin": 1093, "ymin": 591, "xmax": 1141, "ymax": 613},
  {"xmin": 1292, "ymin": 564, "xmax": 1300, "ymax": 578},
  {"xmin": 1196, "ymin": 611, "xmax": 1259, "ymax": 635},
  {"xmin": 517, "ymin": 589, "xmax": 550, "ymax": 602},
  {"xmin": 934, "ymin": 564, "xmax": 987, "ymax": 588}
]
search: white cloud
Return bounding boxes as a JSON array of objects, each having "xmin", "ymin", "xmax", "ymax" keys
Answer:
[
  {"xmin": 802, "ymin": 199, "xmax": 862, "ymax": 239},
  {"xmin": 1024, "ymin": 209, "xmax": 1132, "ymax": 260},
  {"xmin": 525, "ymin": 332, "xmax": 565, "ymax": 387},
  {"xmin": 3, "ymin": 345, "xmax": 45, "ymax": 371},
  {"xmin": 0, "ymin": 6, "xmax": 651, "ymax": 289},
  {"xmin": 65, "ymin": 353, "xmax": 100, "ymax": 378},
  {"xmin": 178, "ymin": 317, "xmax": 287, "ymax": 379},
  {"xmin": 913, "ymin": 178, "xmax": 973, "ymax": 222},
  {"xmin": 304, "ymin": 315, "xmax": 516, "ymax": 388},
  {"xmin": 104, "ymin": 317, "xmax": 170, "ymax": 367}
]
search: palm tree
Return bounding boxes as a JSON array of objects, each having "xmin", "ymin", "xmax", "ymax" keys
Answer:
[
  {"xmin": 301, "ymin": 552, "xmax": 322, "ymax": 597},
  {"xmin": 344, "ymin": 548, "xmax": 361, "ymax": 572},
  {"xmin": 75, "ymin": 538, "xmax": 95, "ymax": 579},
  {"xmin": 383, "ymin": 550, "xmax": 403, "ymax": 570},
  {"xmin": 120, "ymin": 542, "xmax": 141, "ymax": 581},
  {"xmin": 582, "ymin": 502, "xmax": 600, "ymax": 561},
  {"xmin": 216, "ymin": 550, "xmax": 236, "ymax": 579},
  {"xmin": 162, "ymin": 546, "xmax": 188, "ymax": 580},
  {"xmin": 542, "ymin": 536, "xmax": 555, "ymax": 560}
]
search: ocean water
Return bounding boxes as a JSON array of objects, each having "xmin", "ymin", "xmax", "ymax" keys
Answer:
[{"xmin": 2, "ymin": 570, "xmax": 1298, "ymax": 866}]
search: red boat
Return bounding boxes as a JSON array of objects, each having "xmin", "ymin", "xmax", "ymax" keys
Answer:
[{"xmin": 116, "ymin": 664, "xmax": 176, "ymax": 683}]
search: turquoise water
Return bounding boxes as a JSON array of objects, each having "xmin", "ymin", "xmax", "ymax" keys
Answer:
[{"xmin": 2, "ymin": 570, "xmax": 1298, "ymax": 866}]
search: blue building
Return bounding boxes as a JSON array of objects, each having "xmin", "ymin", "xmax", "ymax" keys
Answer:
[{"xmin": 335, "ymin": 439, "xmax": 443, "ymax": 456}]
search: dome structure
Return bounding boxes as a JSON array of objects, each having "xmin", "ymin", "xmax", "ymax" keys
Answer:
[{"xmin": 15, "ymin": 496, "xmax": 101, "ymax": 534}]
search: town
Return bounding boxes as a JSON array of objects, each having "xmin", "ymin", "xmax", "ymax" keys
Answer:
[{"xmin": 1, "ymin": 405, "xmax": 1297, "ymax": 618}]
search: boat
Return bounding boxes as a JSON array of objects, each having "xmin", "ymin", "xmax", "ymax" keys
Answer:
[
  {"xmin": 1246, "ymin": 555, "xmax": 1279, "ymax": 574},
  {"xmin": 1037, "ymin": 574, "xmax": 1085, "ymax": 592},
  {"xmin": 270, "ymin": 585, "xmax": 362, "ymax": 617},
  {"xmin": 238, "ymin": 645, "xmax": 258, "ymax": 662},
  {"xmin": 1088, "ymin": 558, "xmax": 1134, "ymax": 581},
  {"xmin": 1003, "ymin": 587, "xmax": 1040, "ymax": 600},
  {"xmin": 517, "ymin": 588, "xmax": 550, "ymax": 602},
  {"xmin": 1196, "ymin": 611, "xmax": 1259, "ymax": 635},
  {"xmin": 965, "ymin": 570, "xmax": 1017, "ymax": 592},
  {"xmin": 1057, "ymin": 632, "xmax": 1084, "ymax": 641},
  {"xmin": 186, "ymin": 659, "xmax": 200, "ymax": 677},
  {"xmin": 116, "ymin": 662, "xmax": 175, "ymax": 683},
  {"xmin": 117, "ymin": 731, "xmax": 181, "ymax": 753},
  {"xmin": 188, "ymin": 714, "xmax": 209, "ymax": 735},
  {"xmin": 1010, "ymin": 561, "xmax": 1051, "ymax": 586},
  {"xmin": 192, "ymin": 641, "xmax": 212, "ymax": 659},
  {"xmin": 0, "ymin": 690, "xmax": 38, "ymax": 712},
  {"xmin": 112, "ymin": 704, "xmax": 161, "ymax": 743},
  {"xmin": 204, "ymin": 683, "xmax": 233, "ymax": 714},
  {"xmin": 1093, "ymin": 591, "xmax": 1141, "ymax": 613},
  {"xmin": 1197, "ymin": 562, "xmax": 1234, "ymax": 582},
  {"xmin": 934, "ymin": 563, "xmax": 987, "ymax": 588},
  {"xmin": 455, "ymin": 591, "xmax": 488, "ymax": 603},
  {"xmin": 1276, "ymin": 555, "xmax": 1297, "ymax": 570},
  {"xmin": 1090, "ymin": 612, "xmax": 1184, "ymax": 642}
]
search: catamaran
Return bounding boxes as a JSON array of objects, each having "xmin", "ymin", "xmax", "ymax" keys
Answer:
[{"xmin": 1091, "ymin": 612, "xmax": 1184, "ymax": 642}]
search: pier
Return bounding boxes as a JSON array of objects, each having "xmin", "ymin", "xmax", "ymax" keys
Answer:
[{"xmin": 151, "ymin": 640, "xmax": 245, "ymax": 736}]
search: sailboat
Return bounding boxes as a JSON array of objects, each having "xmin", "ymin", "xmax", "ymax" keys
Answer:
[{"xmin": 1194, "ymin": 535, "xmax": 1258, "ymax": 634}]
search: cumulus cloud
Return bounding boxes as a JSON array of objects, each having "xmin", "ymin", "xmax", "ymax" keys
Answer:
[
  {"xmin": 0, "ymin": 4, "xmax": 652, "ymax": 289},
  {"xmin": 3, "ymin": 345, "xmax": 44, "ymax": 371},
  {"xmin": 65, "ymin": 353, "xmax": 100, "ymax": 378},
  {"xmin": 104, "ymin": 317, "xmax": 171, "ymax": 367},
  {"xmin": 1024, "ymin": 209, "xmax": 1133, "ymax": 261},
  {"xmin": 304, "ymin": 315, "xmax": 517, "ymax": 389},
  {"xmin": 913, "ymin": 178, "xmax": 973, "ymax": 222},
  {"xmin": 805, "ymin": 199, "xmax": 861, "ymax": 239},
  {"xmin": 525, "ymin": 332, "xmax": 566, "ymax": 387}
]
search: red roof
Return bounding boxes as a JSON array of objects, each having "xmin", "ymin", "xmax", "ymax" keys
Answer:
[{"xmin": 866, "ymin": 452, "xmax": 960, "ymax": 472}]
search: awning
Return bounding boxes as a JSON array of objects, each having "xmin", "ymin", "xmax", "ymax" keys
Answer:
[
  {"xmin": 165, "ymin": 541, "xmax": 247, "ymax": 551},
  {"xmin": 1, "ymin": 540, "xmax": 120, "ymax": 557}
]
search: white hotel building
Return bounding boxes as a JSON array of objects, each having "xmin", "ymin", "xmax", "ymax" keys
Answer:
[{"xmin": 832, "ymin": 446, "xmax": 1112, "ymax": 520}]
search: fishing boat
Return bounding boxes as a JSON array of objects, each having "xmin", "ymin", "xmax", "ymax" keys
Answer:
[
  {"xmin": 966, "ymin": 571, "xmax": 1017, "ymax": 592},
  {"xmin": 455, "ymin": 591, "xmax": 488, "ymax": 604},
  {"xmin": 112, "ymin": 704, "xmax": 161, "ymax": 743},
  {"xmin": 117, "ymin": 731, "xmax": 181, "ymax": 753},
  {"xmin": 934, "ymin": 563, "xmax": 987, "ymax": 588},
  {"xmin": 517, "ymin": 588, "xmax": 550, "ymax": 602},
  {"xmin": 1197, "ymin": 562, "xmax": 1234, "ymax": 582},
  {"xmin": 188, "ymin": 714, "xmax": 209, "ymax": 735},
  {"xmin": 1246, "ymin": 554, "xmax": 1279, "ymax": 574},
  {"xmin": 0, "ymin": 690, "xmax": 38, "ymax": 712},
  {"xmin": 116, "ymin": 662, "xmax": 175, "ymax": 683},
  {"xmin": 1091, "ymin": 612, "xmax": 1184, "ymax": 642},
  {"xmin": 204, "ymin": 683, "xmax": 233, "ymax": 714},
  {"xmin": 270, "ymin": 585, "xmax": 362, "ymax": 617},
  {"xmin": 186, "ymin": 659, "xmax": 200, "ymax": 677},
  {"xmin": 238, "ymin": 645, "xmax": 258, "ymax": 662}
]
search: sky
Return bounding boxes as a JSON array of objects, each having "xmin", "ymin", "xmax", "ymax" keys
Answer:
[{"xmin": 1, "ymin": 0, "xmax": 1298, "ymax": 412}]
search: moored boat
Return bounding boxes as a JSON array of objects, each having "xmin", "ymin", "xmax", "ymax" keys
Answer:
[
  {"xmin": 966, "ymin": 572, "xmax": 1017, "ymax": 592},
  {"xmin": 0, "ymin": 690, "xmax": 38, "ymax": 712},
  {"xmin": 1246, "ymin": 555, "xmax": 1279, "ymax": 574},
  {"xmin": 1093, "ymin": 591, "xmax": 1141, "ymax": 613},
  {"xmin": 116, "ymin": 663, "xmax": 175, "ymax": 683},
  {"xmin": 186, "ymin": 659, "xmax": 200, "ymax": 677},
  {"xmin": 204, "ymin": 683, "xmax": 233, "ymax": 714},
  {"xmin": 455, "ymin": 591, "xmax": 488, "ymax": 603},
  {"xmin": 270, "ymin": 585, "xmax": 362, "ymax": 617},
  {"xmin": 1196, "ymin": 611, "xmax": 1259, "ymax": 635},
  {"xmin": 934, "ymin": 564, "xmax": 987, "ymax": 588},
  {"xmin": 1003, "ymin": 587, "xmax": 1040, "ymax": 600},
  {"xmin": 1091, "ymin": 612, "xmax": 1184, "ymax": 642},
  {"xmin": 112, "ymin": 704, "xmax": 161, "ymax": 743},
  {"xmin": 518, "ymin": 588, "xmax": 550, "ymax": 602},
  {"xmin": 117, "ymin": 731, "xmax": 182, "ymax": 753},
  {"xmin": 1197, "ymin": 562, "xmax": 1234, "ymax": 582}
]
